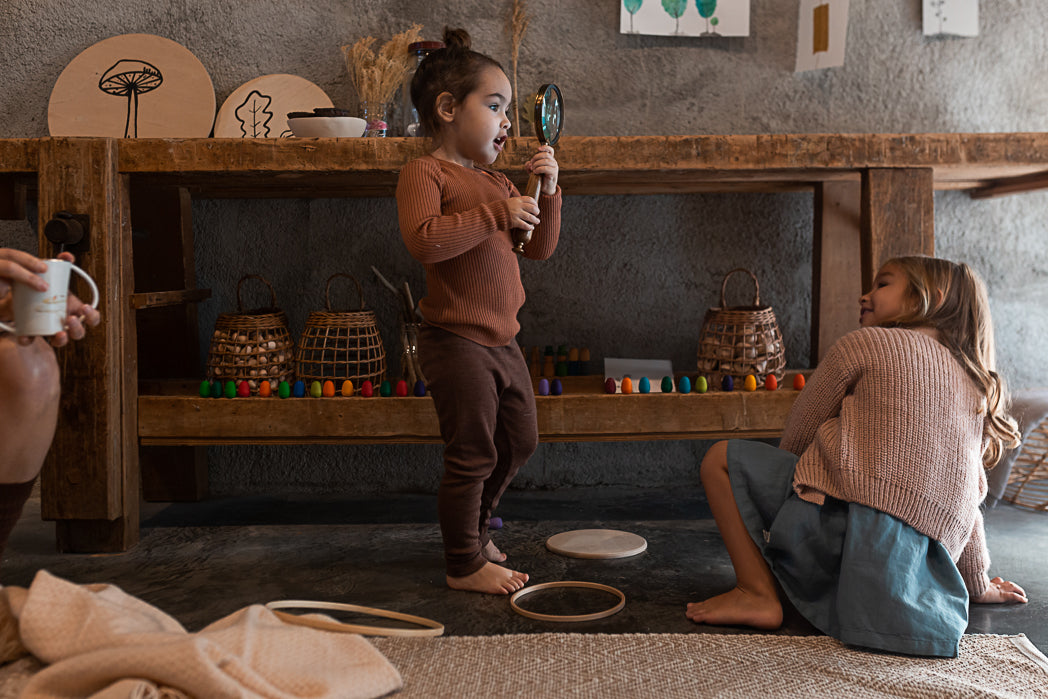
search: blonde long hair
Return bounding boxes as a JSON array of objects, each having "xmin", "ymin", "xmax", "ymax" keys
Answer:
[{"xmin": 882, "ymin": 256, "xmax": 1020, "ymax": 468}]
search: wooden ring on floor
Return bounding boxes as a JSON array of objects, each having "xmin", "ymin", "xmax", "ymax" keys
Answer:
[
  {"xmin": 265, "ymin": 599, "xmax": 444, "ymax": 637},
  {"xmin": 509, "ymin": 581, "xmax": 626, "ymax": 622}
]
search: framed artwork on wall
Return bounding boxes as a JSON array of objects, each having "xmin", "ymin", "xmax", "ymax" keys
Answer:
[
  {"xmin": 620, "ymin": 0, "xmax": 750, "ymax": 38},
  {"xmin": 923, "ymin": 0, "xmax": 978, "ymax": 37},
  {"xmin": 795, "ymin": 0, "xmax": 850, "ymax": 72}
]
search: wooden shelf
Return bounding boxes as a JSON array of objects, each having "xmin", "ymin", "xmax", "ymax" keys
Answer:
[
  {"xmin": 9, "ymin": 132, "xmax": 1045, "ymax": 552},
  {"xmin": 6, "ymin": 133, "xmax": 1048, "ymax": 197},
  {"xmin": 138, "ymin": 379, "xmax": 801, "ymax": 445}
]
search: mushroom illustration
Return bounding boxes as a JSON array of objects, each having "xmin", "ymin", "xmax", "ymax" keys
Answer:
[{"xmin": 98, "ymin": 59, "xmax": 164, "ymax": 138}]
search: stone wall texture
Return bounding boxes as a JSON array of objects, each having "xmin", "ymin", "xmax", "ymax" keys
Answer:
[{"xmin": 2, "ymin": 0, "xmax": 1047, "ymax": 494}]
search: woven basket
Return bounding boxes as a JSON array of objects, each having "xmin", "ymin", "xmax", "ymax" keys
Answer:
[
  {"xmin": 295, "ymin": 273, "xmax": 386, "ymax": 385},
  {"xmin": 206, "ymin": 275, "xmax": 295, "ymax": 394},
  {"xmin": 697, "ymin": 268, "xmax": 786, "ymax": 385},
  {"xmin": 1003, "ymin": 421, "xmax": 1048, "ymax": 512}
]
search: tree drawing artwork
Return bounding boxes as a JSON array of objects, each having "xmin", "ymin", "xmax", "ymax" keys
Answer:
[
  {"xmin": 234, "ymin": 90, "xmax": 274, "ymax": 138},
  {"xmin": 696, "ymin": 0, "xmax": 720, "ymax": 36},
  {"xmin": 661, "ymin": 0, "xmax": 687, "ymax": 34},
  {"xmin": 623, "ymin": 0, "xmax": 643, "ymax": 33},
  {"xmin": 929, "ymin": 0, "xmax": 947, "ymax": 34},
  {"xmin": 98, "ymin": 59, "xmax": 163, "ymax": 138}
]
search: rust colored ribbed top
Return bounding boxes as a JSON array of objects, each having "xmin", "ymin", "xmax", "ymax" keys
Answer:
[
  {"xmin": 396, "ymin": 155, "xmax": 561, "ymax": 347},
  {"xmin": 780, "ymin": 326, "xmax": 993, "ymax": 597}
]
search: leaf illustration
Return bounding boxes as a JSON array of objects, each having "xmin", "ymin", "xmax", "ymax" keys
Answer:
[
  {"xmin": 662, "ymin": 0, "xmax": 687, "ymax": 33},
  {"xmin": 234, "ymin": 90, "xmax": 274, "ymax": 138}
]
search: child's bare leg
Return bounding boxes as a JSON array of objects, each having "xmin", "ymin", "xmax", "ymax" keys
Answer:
[
  {"xmin": 447, "ymin": 562, "xmax": 528, "ymax": 594},
  {"xmin": 686, "ymin": 440, "xmax": 782, "ymax": 629}
]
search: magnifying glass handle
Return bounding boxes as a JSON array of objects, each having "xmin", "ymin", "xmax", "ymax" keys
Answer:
[{"xmin": 511, "ymin": 172, "xmax": 544, "ymax": 255}]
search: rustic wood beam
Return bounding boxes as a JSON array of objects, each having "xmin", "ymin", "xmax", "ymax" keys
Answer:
[
  {"xmin": 812, "ymin": 180, "xmax": 862, "ymax": 364},
  {"xmin": 860, "ymin": 168, "xmax": 935, "ymax": 292},
  {"xmin": 37, "ymin": 138, "xmax": 140, "ymax": 552}
]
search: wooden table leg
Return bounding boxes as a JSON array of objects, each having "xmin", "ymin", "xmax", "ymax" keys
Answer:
[
  {"xmin": 812, "ymin": 180, "xmax": 862, "ymax": 364},
  {"xmin": 37, "ymin": 138, "xmax": 140, "ymax": 552},
  {"xmin": 131, "ymin": 185, "xmax": 208, "ymax": 502},
  {"xmin": 860, "ymin": 168, "xmax": 935, "ymax": 291}
]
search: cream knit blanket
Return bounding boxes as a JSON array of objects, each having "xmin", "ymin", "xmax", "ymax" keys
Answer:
[{"xmin": 0, "ymin": 570, "xmax": 401, "ymax": 699}]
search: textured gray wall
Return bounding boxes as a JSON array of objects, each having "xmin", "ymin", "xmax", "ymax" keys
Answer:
[{"xmin": 2, "ymin": 1, "xmax": 1047, "ymax": 495}]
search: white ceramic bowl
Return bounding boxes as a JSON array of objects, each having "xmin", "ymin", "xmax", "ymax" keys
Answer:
[{"xmin": 287, "ymin": 116, "xmax": 367, "ymax": 138}]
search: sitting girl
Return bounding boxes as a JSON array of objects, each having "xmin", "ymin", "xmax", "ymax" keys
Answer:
[{"xmin": 688, "ymin": 256, "xmax": 1027, "ymax": 657}]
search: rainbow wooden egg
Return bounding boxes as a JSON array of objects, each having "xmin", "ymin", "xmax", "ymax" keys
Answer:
[
  {"xmin": 538, "ymin": 378, "xmax": 550, "ymax": 396},
  {"xmin": 293, "ymin": 380, "xmax": 306, "ymax": 398},
  {"xmin": 722, "ymin": 375, "xmax": 734, "ymax": 392},
  {"xmin": 604, "ymin": 377, "xmax": 617, "ymax": 394},
  {"xmin": 551, "ymin": 378, "xmax": 563, "ymax": 395},
  {"xmin": 380, "ymin": 380, "xmax": 393, "ymax": 397},
  {"xmin": 696, "ymin": 376, "xmax": 708, "ymax": 393},
  {"xmin": 413, "ymin": 380, "xmax": 427, "ymax": 396},
  {"xmin": 678, "ymin": 376, "xmax": 692, "ymax": 394},
  {"xmin": 224, "ymin": 381, "xmax": 236, "ymax": 399},
  {"xmin": 210, "ymin": 381, "xmax": 222, "ymax": 398},
  {"xmin": 661, "ymin": 376, "xmax": 674, "ymax": 393},
  {"xmin": 743, "ymin": 375, "xmax": 757, "ymax": 392},
  {"xmin": 277, "ymin": 381, "xmax": 291, "ymax": 399},
  {"xmin": 199, "ymin": 380, "xmax": 211, "ymax": 398},
  {"xmin": 765, "ymin": 374, "xmax": 778, "ymax": 391},
  {"xmin": 259, "ymin": 381, "xmax": 272, "ymax": 397},
  {"xmin": 361, "ymin": 380, "xmax": 374, "ymax": 397},
  {"xmin": 793, "ymin": 374, "xmax": 806, "ymax": 390},
  {"xmin": 341, "ymin": 380, "xmax": 354, "ymax": 397},
  {"xmin": 639, "ymin": 376, "xmax": 651, "ymax": 394},
  {"xmin": 237, "ymin": 380, "xmax": 251, "ymax": 397},
  {"xmin": 621, "ymin": 377, "xmax": 633, "ymax": 394},
  {"xmin": 395, "ymin": 379, "xmax": 409, "ymax": 397},
  {"xmin": 323, "ymin": 380, "xmax": 336, "ymax": 397},
  {"xmin": 309, "ymin": 381, "xmax": 322, "ymax": 398}
]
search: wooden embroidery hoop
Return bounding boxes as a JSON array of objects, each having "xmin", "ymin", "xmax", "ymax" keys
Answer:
[
  {"xmin": 266, "ymin": 600, "xmax": 444, "ymax": 637},
  {"xmin": 509, "ymin": 581, "xmax": 626, "ymax": 622}
]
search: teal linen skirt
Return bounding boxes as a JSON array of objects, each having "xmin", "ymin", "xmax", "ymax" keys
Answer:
[{"xmin": 726, "ymin": 439, "xmax": 969, "ymax": 658}]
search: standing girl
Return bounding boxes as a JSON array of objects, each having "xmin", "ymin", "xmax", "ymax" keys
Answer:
[
  {"xmin": 396, "ymin": 27, "xmax": 561, "ymax": 594},
  {"xmin": 687, "ymin": 256, "xmax": 1027, "ymax": 656}
]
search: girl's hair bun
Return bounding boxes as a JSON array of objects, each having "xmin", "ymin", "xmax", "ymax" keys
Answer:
[{"xmin": 442, "ymin": 27, "xmax": 472, "ymax": 51}]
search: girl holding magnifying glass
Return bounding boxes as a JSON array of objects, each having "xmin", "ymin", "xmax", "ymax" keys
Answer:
[{"xmin": 396, "ymin": 27, "xmax": 561, "ymax": 595}]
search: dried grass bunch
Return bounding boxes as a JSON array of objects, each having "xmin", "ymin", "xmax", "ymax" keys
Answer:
[
  {"xmin": 511, "ymin": 0, "xmax": 531, "ymax": 136},
  {"xmin": 342, "ymin": 24, "xmax": 424, "ymax": 106}
]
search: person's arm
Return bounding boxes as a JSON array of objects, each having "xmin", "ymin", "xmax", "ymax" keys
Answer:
[
  {"xmin": 0, "ymin": 249, "xmax": 99, "ymax": 347},
  {"xmin": 960, "ymin": 511, "xmax": 1028, "ymax": 603},
  {"xmin": 397, "ymin": 158, "xmax": 516, "ymax": 264},
  {"xmin": 778, "ymin": 332, "xmax": 860, "ymax": 455}
]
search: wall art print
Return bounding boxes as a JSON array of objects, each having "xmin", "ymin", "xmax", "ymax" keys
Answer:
[
  {"xmin": 923, "ymin": 0, "xmax": 978, "ymax": 37},
  {"xmin": 620, "ymin": 0, "xmax": 750, "ymax": 38},
  {"xmin": 795, "ymin": 0, "xmax": 850, "ymax": 72}
]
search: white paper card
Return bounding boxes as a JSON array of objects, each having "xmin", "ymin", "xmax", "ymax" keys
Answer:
[
  {"xmin": 604, "ymin": 357, "xmax": 675, "ymax": 393},
  {"xmin": 795, "ymin": 0, "xmax": 850, "ymax": 72},
  {"xmin": 923, "ymin": 0, "xmax": 978, "ymax": 37},
  {"xmin": 620, "ymin": 0, "xmax": 750, "ymax": 38}
]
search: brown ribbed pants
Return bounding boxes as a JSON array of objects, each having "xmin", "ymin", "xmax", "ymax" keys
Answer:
[{"xmin": 419, "ymin": 325, "xmax": 538, "ymax": 577}]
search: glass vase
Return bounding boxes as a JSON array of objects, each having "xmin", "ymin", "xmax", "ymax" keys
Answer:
[{"xmin": 360, "ymin": 101, "xmax": 389, "ymax": 137}]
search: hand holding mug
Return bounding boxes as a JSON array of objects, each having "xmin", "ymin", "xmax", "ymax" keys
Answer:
[{"xmin": 0, "ymin": 249, "xmax": 100, "ymax": 347}]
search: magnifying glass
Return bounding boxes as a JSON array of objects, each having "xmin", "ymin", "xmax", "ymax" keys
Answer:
[{"xmin": 511, "ymin": 83, "xmax": 563, "ymax": 255}]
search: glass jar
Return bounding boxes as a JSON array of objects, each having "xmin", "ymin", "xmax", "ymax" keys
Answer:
[
  {"xmin": 360, "ymin": 101, "xmax": 388, "ymax": 137},
  {"xmin": 400, "ymin": 41, "xmax": 444, "ymax": 137}
]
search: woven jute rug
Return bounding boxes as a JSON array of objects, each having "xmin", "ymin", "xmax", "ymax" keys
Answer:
[
  {"xmin": 371, "ymin": 632, "xmax": 1048, "ymax": 699},
  {"xmin": 1, "ymin": 632, "xmax": 1045, "ymax": 698}
]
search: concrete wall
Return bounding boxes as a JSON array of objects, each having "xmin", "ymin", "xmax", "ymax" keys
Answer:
[{"xmin": 2, "ymin": 1, "xmax": 1047, "ymax": 495}]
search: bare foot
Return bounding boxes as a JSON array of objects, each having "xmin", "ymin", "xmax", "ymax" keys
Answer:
[
  {"xmin": 482, "ymin": 539, "xmax": 507, "ymax": 563},
  {"xmin": 447, "ymin": 561, "xmax": 529, "ymax": 594},
  {"xmin": 685, "ymin": 586, "xmax": 783, "ymax": 629}
]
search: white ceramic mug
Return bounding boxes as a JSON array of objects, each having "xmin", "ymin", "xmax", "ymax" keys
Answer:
[{"xmin": 0, "ymin": 258, "xmax": 99, "ymax": 337}]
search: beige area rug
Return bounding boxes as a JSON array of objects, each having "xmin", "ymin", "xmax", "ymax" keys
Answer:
[
  {"xmin": 1, "ymin": 632, "xmax": 1045, "ymax": 698},
  {"xmin": 371, "ymin": 632, "xmax": 1048, "ymax": 699}
]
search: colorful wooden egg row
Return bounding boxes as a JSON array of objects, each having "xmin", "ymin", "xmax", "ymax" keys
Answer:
[
  {"xmin": 199, "ymin": 379, "xmax": 427, "ymax": 398},
  {"xmin": 602, "ymin": 374, "xmax": 806, "ymax": 394}
]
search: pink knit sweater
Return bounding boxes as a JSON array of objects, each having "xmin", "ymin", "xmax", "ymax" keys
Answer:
[
  {"xmin": 396, "ymin": 155, "xmax": 562, "ymax": 347},
  {"xmin": 780, "ymin": 327, "xmax": 992, "ymax": 597}
]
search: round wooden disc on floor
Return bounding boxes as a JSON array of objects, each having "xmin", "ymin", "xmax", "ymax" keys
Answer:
[
  {"xmin": 214, "ymin": 74, "xmax": 333, "ymax": 138},
  {"xmin": 545, "ymin": 529, "xmax": 648, "ymax": 559},
  {"xmin": 48, "ymin": 33, "xmax": 215, "ymax": 138}
]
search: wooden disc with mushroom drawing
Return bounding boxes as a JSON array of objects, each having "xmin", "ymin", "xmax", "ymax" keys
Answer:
[
  {"xmin": 214, "ymin": 74, "xmax": 334, "ymax": 138},
  {"xmin": 48, "ymin": 33, "xmax": 215, "ymax": 138}
]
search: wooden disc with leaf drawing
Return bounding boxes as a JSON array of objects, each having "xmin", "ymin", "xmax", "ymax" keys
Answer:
[
  {"xmin": 214, "ymin": 74, "xmax": 334, "ymax": 138},
  {"xmin": 48, "ymin": 33, "xmax": 215, "ymax": 138}
]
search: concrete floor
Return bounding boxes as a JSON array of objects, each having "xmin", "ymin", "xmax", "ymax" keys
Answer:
[{"xmin": 3, "ymin": 486, "xmax": 1045, "ymax": 653}]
